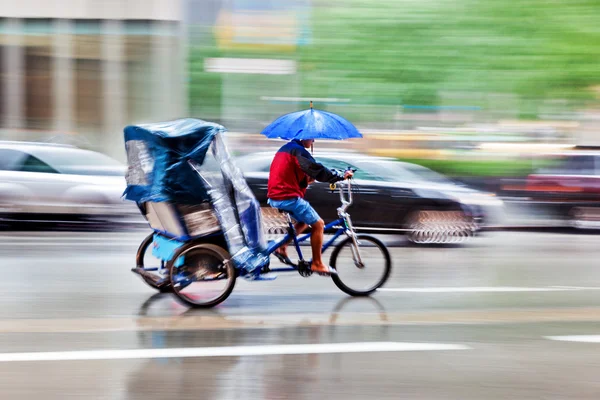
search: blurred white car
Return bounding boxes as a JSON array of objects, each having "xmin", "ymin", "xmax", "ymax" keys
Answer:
[{"xmin": 0, "ymin": 141, "xmax": 138, "ymax": 224}]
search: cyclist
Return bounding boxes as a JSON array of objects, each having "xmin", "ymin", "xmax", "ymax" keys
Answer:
[{"xmin": 267, "ymin": 138, "xmax": 353, "ymax": 275}]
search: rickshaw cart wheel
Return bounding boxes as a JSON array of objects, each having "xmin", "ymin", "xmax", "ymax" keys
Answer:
[{"xmin": 168, "ymin": 242, "xmax": 236, "ymax": 308}]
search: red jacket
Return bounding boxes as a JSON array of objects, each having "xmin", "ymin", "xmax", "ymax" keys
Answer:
[{"xmin": 267, "ymin": 140, "xmax": 344, "ymax": 201}]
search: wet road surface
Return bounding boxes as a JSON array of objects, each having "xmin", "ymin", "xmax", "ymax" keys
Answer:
[{"xmin": 1, "ymin": 230, "xmax": 600, "ymax": 399}]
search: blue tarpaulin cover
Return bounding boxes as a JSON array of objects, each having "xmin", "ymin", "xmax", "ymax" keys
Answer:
[
  {"xmin": 123, "ymin": 118, "xmax": 269, "ymax": 274},
  {"xmin": 123, "ymin": 118, "xmax": 224, "ymax": 204}
]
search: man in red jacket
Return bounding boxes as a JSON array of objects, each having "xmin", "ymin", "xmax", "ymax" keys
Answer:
[{"xmin": 267, "ymin": 138, "xmax": 353, "ymax": 275}]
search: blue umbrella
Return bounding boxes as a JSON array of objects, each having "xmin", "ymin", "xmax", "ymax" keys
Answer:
[{"xmin": 261, "ymin": 102, "xmax": 363, "ymax": 140}]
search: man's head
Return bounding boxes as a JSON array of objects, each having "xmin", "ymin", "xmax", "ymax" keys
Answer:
[{"xmin": 300, "ymin": 139, "xmax": 314, "ymax": 149}]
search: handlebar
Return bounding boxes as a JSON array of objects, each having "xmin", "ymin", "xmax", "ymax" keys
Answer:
[
  {"xmin": 329, "ymin": 167, "xmax": 355, "ymax": 213},
  {"xmin": 334, "ymin": 167, "xmax": 356, "ymax": 179}
]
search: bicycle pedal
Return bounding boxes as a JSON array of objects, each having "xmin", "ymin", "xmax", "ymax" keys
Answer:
[{"xmin": 297, "ymin": 260, "xmax": 312, "ymax": 277}]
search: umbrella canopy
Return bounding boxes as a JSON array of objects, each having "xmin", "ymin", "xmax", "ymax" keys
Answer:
[{"xmin": 261, "ymin": 102, "xmax": 362, "ymax": 140}]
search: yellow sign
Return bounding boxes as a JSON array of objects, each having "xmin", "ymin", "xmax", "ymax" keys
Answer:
[{"xmin": 214, "ymin": 10, "xmax": 300, "ymax": 52}]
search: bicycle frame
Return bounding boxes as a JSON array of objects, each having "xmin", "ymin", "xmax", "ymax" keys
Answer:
[
  {"xmin": 265, "ymin": 218, "xmax": 348, "ymax": 273},
  {"xmin": 264, "ymin": 177, "xmax": 362, "ymax": 273}
]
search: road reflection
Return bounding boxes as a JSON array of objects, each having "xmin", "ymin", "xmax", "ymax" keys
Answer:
[{"xmin": 126, "ymin": 295, "xmax": 393, "ymax": 399}]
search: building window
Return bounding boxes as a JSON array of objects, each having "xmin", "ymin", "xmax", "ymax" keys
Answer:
[{"xmin": 24, "ymin": 19, "xmax": 54, "ymax": 130}]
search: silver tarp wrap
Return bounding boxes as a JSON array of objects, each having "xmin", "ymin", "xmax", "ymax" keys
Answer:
[
  {"xmin": 190, "ymin": 133, "xmax": 269, "ymax": 273},
  {"xmin": 123, "ymin": 118, "xmax": 219, "ymax": 204},
  {"xmin": 125, "ymin": 140, "xmax": 154, "ymax": 186}
]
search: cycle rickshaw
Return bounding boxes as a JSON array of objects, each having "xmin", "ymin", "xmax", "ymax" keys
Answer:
[{"xmin": 125, "ymin": 117, "xmax": 391, "ymax": 308}]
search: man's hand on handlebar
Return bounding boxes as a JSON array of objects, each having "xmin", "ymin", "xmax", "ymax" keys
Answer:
[
  {"xmin": 330, "ymin": 167, "xmax": 355, "ymax": 181},
  {"xmin": 343, "ymin": 167, "xmax": 356, "ymax": 180}
]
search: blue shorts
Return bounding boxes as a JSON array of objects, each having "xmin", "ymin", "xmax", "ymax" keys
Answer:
[{"xmin": 267, "ymin": 197, "xmax": 321, "ymax": 225}]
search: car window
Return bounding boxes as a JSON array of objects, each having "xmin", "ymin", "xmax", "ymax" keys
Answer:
[
  {"xmin": 0, "ymin": 149, "xmax": 27, "ymax": 171},
  {"xmin": 259, "ymin": 162, "xmax": 271, "ymax": 172},
  {"xmin": 557, "ymin": 155, "xmax": 596, "ymax": 175},
  {"xmin": 400, "ymin": 163, "xmax": 453, "ymax": 184},
  {"xmin": 352, "ymin": 160, "xmax": 451, "ymax": 183},
  {"xmin": 33, "ymin": 149, "xmax": 125, "ymax": 176},
  {"xmin": 316, "ymin": 157, "xmax": 382, "ymax": 181},
  {"xmin": 316, "ymin": 158, "xmax": 350, "ymax": 172},
  {"xmin": 20, "ymin": 155, "xmax": 58, "ymax": 174},
  {"xmin": 235, "ymin": 155, "xmax": 272, "ymax": 173}
]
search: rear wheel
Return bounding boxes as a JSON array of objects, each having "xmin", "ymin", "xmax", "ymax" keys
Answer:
[
  {"xmin": 330, "ymin": 234, "xmax": 391, "ymax": 296},
  {"xmin": 168, "ymin": 243, "xmax": 236, "ymax": 308}
]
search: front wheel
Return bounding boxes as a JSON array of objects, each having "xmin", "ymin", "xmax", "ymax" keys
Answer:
[{"xmin": 330, "ymin": 234, "xmax": 391, "ymax": 296}]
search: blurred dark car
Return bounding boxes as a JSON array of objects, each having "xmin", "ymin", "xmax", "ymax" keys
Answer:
[
  {"xmin": 236, "ymin": 151, "xmax": 503, "ymax": 243},
  {"xmin": 524, "ymin": 149, "xmax": 600, "ymax": 229}
]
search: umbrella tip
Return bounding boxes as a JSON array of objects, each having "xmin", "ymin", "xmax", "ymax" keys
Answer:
[{"xmin": 310, "ymin": 100, "xmax": 313, "ymax": 109}]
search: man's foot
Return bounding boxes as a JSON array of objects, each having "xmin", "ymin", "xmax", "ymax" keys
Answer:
[
  {"xmin": 310, "ymin": 262, "xmax": 338, "ymax": 276},
  {"xmin": 273, "ymin": 249, "xmax": 294, "ymax": 266}
]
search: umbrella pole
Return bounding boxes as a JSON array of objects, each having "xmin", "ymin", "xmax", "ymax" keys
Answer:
[{"xmin": 310, "ymin": 101, "xmax": 314, "ymax": 153}]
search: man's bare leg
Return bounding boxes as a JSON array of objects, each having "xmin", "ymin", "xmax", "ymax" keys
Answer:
[
  {"xmin": 308, "ymin": 219, "xmax": 330, "ymax": 273},
  {"xmin": 275, "ymin": 222, "xmax": 308, "ymax": 258}
]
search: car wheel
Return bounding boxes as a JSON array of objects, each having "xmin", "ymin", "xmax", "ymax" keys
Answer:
[
  {"xmin": 405, "ymin": 209, "xmax": 476, "ymax": 245},
  {"xmin": 569, "ymin": 207, "xmax": 584, "ymax": 229},
  {"xmin": 569, "ymin": 207, "xmax": 600, "ymax": 230}
]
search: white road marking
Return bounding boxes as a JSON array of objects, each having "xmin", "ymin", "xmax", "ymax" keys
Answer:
[
  {"xmin": 0, "ymin": 237, "xmax": 138, "ymax": 241},
  {"xmin": 545, "ymin": 335, "xmax": 600, "ymax": 343},
  {"xmin": 0, "ymin": 342, "xmax": 470, "ymax": 363},
  {"xmin": 0, "ymin": 235, "xmax": 144, "ymax": 240},
  {"xmin": 0, "ymin": 237, "xmax": 144, "ymax": 247},
  {"xmin": 378, "ymin": 286, "xmax": 600, "ymax": 293}
]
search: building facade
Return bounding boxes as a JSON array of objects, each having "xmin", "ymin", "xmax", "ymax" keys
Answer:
[{"xmin": 0, "ymin": 0, "xmax": 186, "ymax": 160}]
